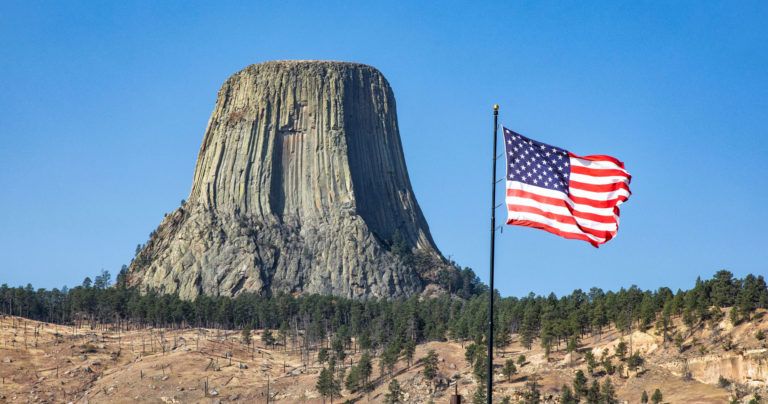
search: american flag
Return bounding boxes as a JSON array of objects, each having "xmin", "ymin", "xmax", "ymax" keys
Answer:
[{"xmin": 503, "ymin": 127, "xmax": 631, "ymax": 247}]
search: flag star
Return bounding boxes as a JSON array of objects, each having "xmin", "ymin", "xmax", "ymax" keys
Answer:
[
  {"xmin": 509, "ymin": 164, "xmax": 514, "ymax": 168},
  {"xmin": 538, "ymin": 175, "xmax": 543, "ymax": 180},
  {"xmin": 564, "ymin": 161, "xmax": 569, "ymax": 166},
  {"xmin": 507, "ymin": 140, "xmax": 512, "ymax": 144},
  {"xmin": 548, "ymin": 167, "xmax": 554, "ymax": 171},
  {"xmin": 554, "ymin": 183, "xmax": 559, "ymax": 188},
  {"xmin": 558, "ymin": 166, "xmax": 563, "ymax": 171},
  {"xmin": 532, "ymin": 178, "xmax": 538, "ymax": 184},
  {"xmin": 515, "ymin": 169, "xmax": 521, "ymax": 174}
]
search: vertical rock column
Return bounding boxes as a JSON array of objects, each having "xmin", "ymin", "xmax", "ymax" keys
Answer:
[{"xmin": 128, "ymin": 61, "xmax": 445, "ymax": 299}]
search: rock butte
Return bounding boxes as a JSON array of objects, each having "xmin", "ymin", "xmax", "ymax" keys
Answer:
[{"xmin": 127, "ymin": 61, "xmax": 453, "ymax": 299}]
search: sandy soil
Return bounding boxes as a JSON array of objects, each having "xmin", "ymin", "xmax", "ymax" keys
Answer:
[{"xmin": 1, "ymin": 310, "xmax": 766, "ymax": 403}]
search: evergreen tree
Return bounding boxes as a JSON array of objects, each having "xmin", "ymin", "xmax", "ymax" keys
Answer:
[
  {"xmin": 345, "ymin": 365, "xmax": 360, "ymax": 392},
  {"xmin": 403, "ymin": 339, "xmax": 416, "ymax": 367},
  {"xmin": 560, "ymin": 385, "xmax": 577, "ymax": 404},
  {"xmin": 502, "ymin": 359, "xmax": 517, "ymax": 382},
  {"xmin": 357, "ymin": 352, "xmax": 373, "ymax": 392},
  {"xmin": 522, "ymin": 375, "xmax": 541, "ymax": 404},
  {"xmin": 316, "ymin": 367, "xmax": 339, "ymax": 403},
  {"xmin": 586, "ymin": 380, "xmax": 600, "ymax": 404},
  {"xmin": 584, "ymin": 350, "xmax": 597, "ymax": 375},
  {"xmin": 641, "ymin": 390, "xmax": 649, "ymax": 403},
  {"xmin": 520, "ymin": 305, "xmax": 538, "ymax": 349},
  {"xmin": 651, "ymin": 388, "xmax": 663, "ymax": 404},
  {"xmin": 627, "ymin": 351, "xmax": 644, "ymax": 371},
  {"xmin": 711, "ymin": 270, "xmax": 738, "ymax": 307},
  {"xmin": 601, "ymin": 378, "xmax": 618, "ymax": 404},
  {"xmin": 384, "ymin": 379, "xmax": 403, "ymax": 403},
  {"xmin": 241, "ymin": 324, "xmax": 252, "ymax": 345},
  {"xmin": 318, "ymin": 348, "xmax": 329, "ymax": 365},
  {"xmin": 572, "ymin": 370, "xmax": 588, "ymax": 399},
  {"xmin": 262, "ymin": 329, "xmax": 275, "ymax": 348},
  {"xmin": 615, "ymin": 340, "xmax": 628, "ymax": 361},
  {"xmin": 422, "ymin": 349, "xmax": 439, "ymax": 380},
  {"xmin": 472, "ymin": 385, "xmax": 487, "ymax": 404}
]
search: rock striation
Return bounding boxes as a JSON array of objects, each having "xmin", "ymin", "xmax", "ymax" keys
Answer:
[{"xmin": 127, "ymin": 61, "xmax": 450, "ymax": 299}]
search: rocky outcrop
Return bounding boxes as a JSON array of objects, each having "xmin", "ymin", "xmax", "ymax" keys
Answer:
[
  {"xmin": 127, "ymin": 61, "xmax": 449, "ymax": 299},
  {"xmin": 664, "ymin": 349, "xmax": 768, "ymax": 387}
]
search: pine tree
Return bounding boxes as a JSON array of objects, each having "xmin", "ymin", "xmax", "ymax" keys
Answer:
[
  {"xmin": 357, "ymin": 352, "xmax": 373, "ymax": 392},
  {"xmin": 641, "ymin": 390, "xmax": 649, "ymax": 403},
  {"xmin": 615, "ymin": 340, "xmax": 628, "ymax": 361},
  {"xmin": 472, "ymin": 385, "xmax": 487, "ymax": 404},
  {"xmin": 316, "ymin": 367, "xmax": 339, "ymax": 403},
  {"xmin": 318, "ymin": 348, "xmax": 329, "ymax": 365},
  {"xmin": 628, "ymin": 351, "xmax": 644, "ymax": 371},
  {"xmin": 522, "ymin": 375, "xmax": 541, "ymax": 404},
  {"xmin": 403, "ymin": 339, "xmax": 416, "ymax": 367},
  {"xmin": 241, "ymin": 324, "xmax": 252, "ymax": 345},
  {"xmin": 345, "ymin": 365, "xmax": 360, "ymax": 392},
  {"xmin": 262, "ymin": 329, "xmax": 275, "ymax": 348},
  {"xmin": 384, "ymin": 379, "xmax": 403, "ymax": 403},
  {"xmin": 520, "ymin": 305, "xmax": 537, "ymax": 349},
  {"xmin": 584, "ymin": 350, "xmax": 597, "ymax": 375},
  {"xmin": 651, "ymin": 388, "xmax": 663, "ymax": 404},
  {"xmin": 601, "ymin": 378, "xmax": 618, "ymax": 404},
  {"xmin": 422, "ymin": 349, "xmax": 439, "ymax": 380},
  {"xmin": 560, "ymin": 385, "xmax": 577, "ymax": 404},
  {"xmin": 572, "ymin": 370, "xmax": 588, "ymax": 399},
  {"xmin": 586, "ymin": 380, "xmax": 600, "ymax": 404},
  {"xmin": 502, "ymin": 359, "xmax": 517, "ymax": 382}
]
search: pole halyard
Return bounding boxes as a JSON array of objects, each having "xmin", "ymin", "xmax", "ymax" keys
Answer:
[{"xmin": 487, "ymin": 104, "xmax": 499, "ymax": 403}]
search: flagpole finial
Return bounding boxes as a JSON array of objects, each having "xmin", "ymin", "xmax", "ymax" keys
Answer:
[{"xmin": 493, "ymin": 104, "xmax": 499, "ymax": 111}]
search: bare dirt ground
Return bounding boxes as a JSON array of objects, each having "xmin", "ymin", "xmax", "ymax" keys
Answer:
[{"xmin": 1, "ymin": 310, "xmax": 766, "ymax": 403}]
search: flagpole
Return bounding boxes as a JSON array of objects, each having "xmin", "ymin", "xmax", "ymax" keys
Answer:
[{"xmin": 487, "ymin": 104, "xmax": 499, "ymax": 403}]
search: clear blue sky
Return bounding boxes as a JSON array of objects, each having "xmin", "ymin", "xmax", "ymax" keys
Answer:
[{"xmin": 1, "ymin": 1, "xmax": 766, "ymax": 297}]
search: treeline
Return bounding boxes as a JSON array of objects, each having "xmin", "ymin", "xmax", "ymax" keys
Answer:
[{"xmin": 1, "ymin": 270, "xmax": 767, "ymax": 354}]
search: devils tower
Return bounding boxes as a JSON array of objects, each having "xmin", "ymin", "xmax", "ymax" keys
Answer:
[{"xmin": 127, "ymin": 61, "xmax": 450, "ymax": 299}]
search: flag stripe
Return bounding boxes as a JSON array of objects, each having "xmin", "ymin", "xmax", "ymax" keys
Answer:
[
  {"xmin": 569, "ymin": 186, "xmax": 631, "ymax": 201},
  {"xmin": 506, "ymin": 183, "xmax": 619, "ymax": 216},
  {"xmin": 571, "ymin": 166, "xmax": 629, "ymax": 178},
  {"xmin": 507, "ymin": 219, "xmax": 601, "ymax": 246},
  {"xmin": 506, "ymin": 213, "xmax": 607, "ymax": 245},
  {"xmin": 569, "ymin": 173, "xmax": 630, "ymax": 185},
  {"xmin": 505, "ymin": 189, "xmax": 618, "ymax": 220},
  {"xmin": 506, "ymin": 196, "xmax": 616, "ymax": 224},
  {"xmin": 506, "ymin": 203, "xmax": 617, "ymax": 236}
]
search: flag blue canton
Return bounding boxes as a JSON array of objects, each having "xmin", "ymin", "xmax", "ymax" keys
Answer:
[{"xmin": 503, "ymin": 128, "xmax": 571, "ymax": 194}]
